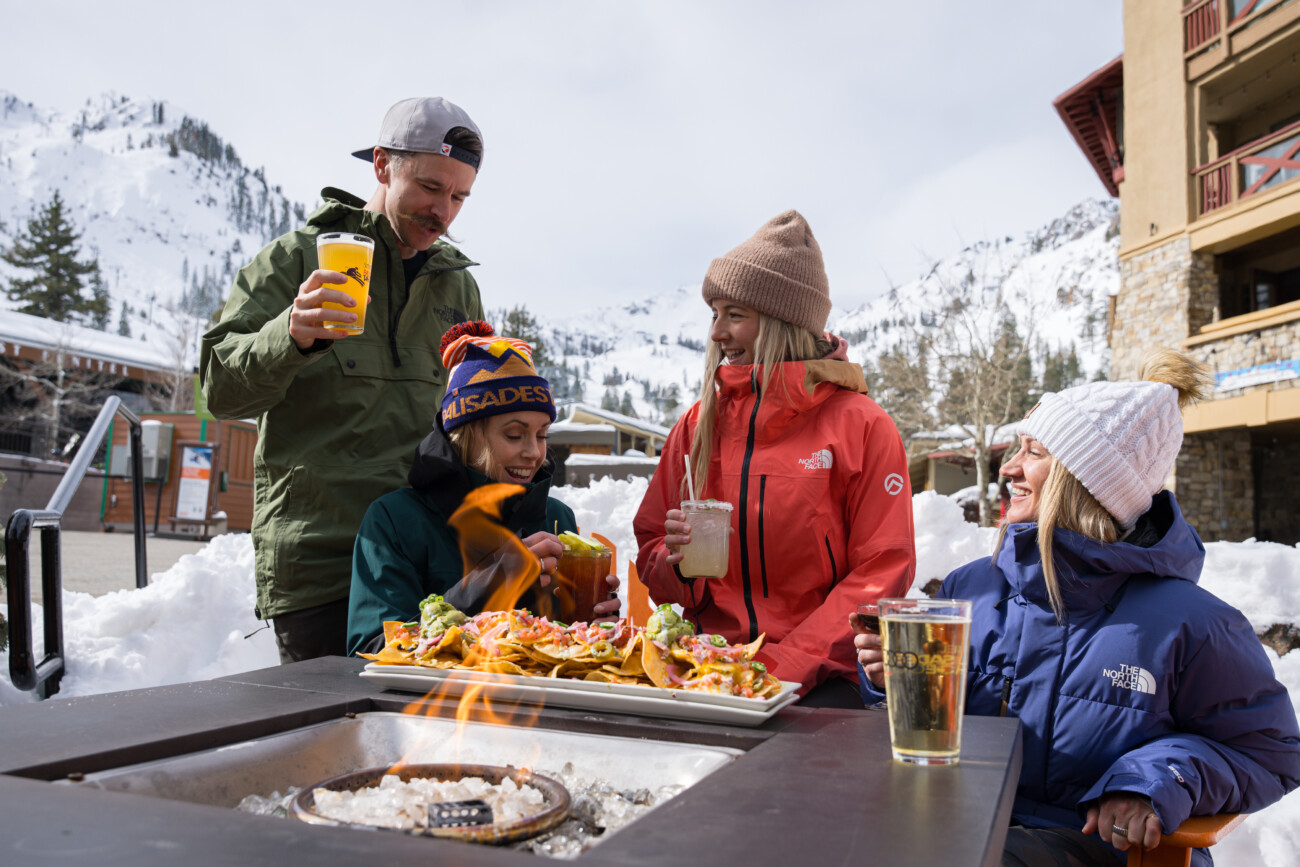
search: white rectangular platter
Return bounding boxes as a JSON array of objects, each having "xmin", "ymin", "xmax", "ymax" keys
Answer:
[{"xmin": 360, "ymin": 663, "xmax": 802, "ymax": 727}]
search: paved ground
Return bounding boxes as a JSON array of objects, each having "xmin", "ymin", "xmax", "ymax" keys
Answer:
[{"xmin": 20, "ymin": 531, "xmax": 208, "ymax": 604}]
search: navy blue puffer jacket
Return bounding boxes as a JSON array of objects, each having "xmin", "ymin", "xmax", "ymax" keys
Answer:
[{"xmin": 861, "ymin": 492, "xmax": 1300, "ymax": 864}]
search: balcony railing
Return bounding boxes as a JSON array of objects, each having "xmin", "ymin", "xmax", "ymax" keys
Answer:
[
  {"xmin": 1194, "ymin": 118, "xmax": 1300, "ymax": 216},
  {"xmin": 1184, "ymin": 0, "xmax": 1289, "ymax": 55},
  {"xmin": 1184, "ymin": 0, "xmax": 1222, "ymax": 53}
]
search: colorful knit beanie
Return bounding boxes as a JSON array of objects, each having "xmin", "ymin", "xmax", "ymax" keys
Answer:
[
  {"xmin": 701, "ymin": 209, "xmax": 832, "ymax": 335},
  {"xmin": 1018, "ymin": 379, "xmax": 1184, "ymax": 530},
  {"xmin": 439, "ymin": 321, "xmax": 555, "ymax": 432}
]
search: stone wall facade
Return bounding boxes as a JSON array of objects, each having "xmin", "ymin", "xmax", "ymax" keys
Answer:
[
  {"xmin": 1255, "ymin": 432, "xmax": 1300, "ymax": 545},
  {"xmin": 1174, "ymin": 429, "xmax": 1255, "ymax": 542},
  {"xmin": 1113, "ymin": 237, "xmax": 1218, "ymax": 379},
  {"xmin": 1183, "ymin": 318, "xmax": 1300, "ymax": 401}
]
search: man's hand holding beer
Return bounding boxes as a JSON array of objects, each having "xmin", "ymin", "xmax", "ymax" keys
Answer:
[
  {"xmin": 850, "ymin": 609, "xmax": 885, "ymax": 688},
  {"xmin": 289, "ymin": 269, "xmax": 369, "ymax": 350}
]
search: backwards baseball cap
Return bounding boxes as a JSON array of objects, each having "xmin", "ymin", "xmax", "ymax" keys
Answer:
[{"xmin": 351, "ymin": 97, "xmax": 483, "ymax": 170}]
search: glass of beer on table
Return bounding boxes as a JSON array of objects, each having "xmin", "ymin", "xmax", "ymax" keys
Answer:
[
  {"xmin": 316, "ymin": 232, "xmax": 375, "ymax": 334},
  {"xmin": 678, "ymin": 500, "xmax": 733, "ymax": 578},
  {"xmin": 555, "ymin": 532, "xmax": 613, "ymax": 624},
  {"xmin": 878, "ymin": 598, "xmax": 972, "ymax": 765}
]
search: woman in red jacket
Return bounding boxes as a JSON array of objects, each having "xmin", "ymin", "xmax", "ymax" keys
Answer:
[{"xmin": 633, "ymin": 210, "xmax": 916, "ymax": 707}]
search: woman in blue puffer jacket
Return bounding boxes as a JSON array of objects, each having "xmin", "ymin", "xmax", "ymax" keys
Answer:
[{"xmin": 855, "ymin": 349, "xmax": 1300, "ymax": 866}]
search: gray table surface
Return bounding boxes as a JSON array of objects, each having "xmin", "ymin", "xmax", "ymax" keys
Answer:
[{"xmin": 0, "ymin": 657, "xmax": 1022, "ymax": 866}]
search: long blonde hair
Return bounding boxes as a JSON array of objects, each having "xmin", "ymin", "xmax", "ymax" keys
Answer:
[
  {"xmin": 685, "ymin": 312, "xmax": 831, "ymax": 496},
  {"xmin": 998, "ymin": 347, "xmax": 1211, "ymax": 618},
  {"xmin": 446, "ymin": 419, "xmax": 506, "ymax": 482}
]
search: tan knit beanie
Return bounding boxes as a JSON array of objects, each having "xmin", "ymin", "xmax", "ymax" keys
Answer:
[{"xmin": 701, "ymin": 210, "xmax": 832, "ymax": 334}]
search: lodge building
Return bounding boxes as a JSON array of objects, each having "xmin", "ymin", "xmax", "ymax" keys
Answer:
[{"xmin": 1057, "ymin": 0, "xmax": 1300, "ymax": 544}]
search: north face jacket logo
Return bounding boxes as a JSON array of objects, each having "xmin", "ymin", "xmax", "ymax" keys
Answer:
[
  {"xmin": 798, "ymin": 449, "xmax": 833, "ymax": 470},
  {"xmin": 1103, "ymin": 664, "xmax": 1156, "ymax": 695}
]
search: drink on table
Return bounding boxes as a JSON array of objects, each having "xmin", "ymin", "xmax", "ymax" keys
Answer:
[
  {"xmin": 677, "ymin": 500, "xmax": 733, "ymax": 578},
  {"xmin": 879, "ymin": 598, "xmax": 972, "ymax": 765},
  {"xmin": 555, "ymin": 532, "xmax": 613, "ymax": 623},
  {"xmin": 316, "ymin": 232, "xmax": 375, "ymax": 334}
]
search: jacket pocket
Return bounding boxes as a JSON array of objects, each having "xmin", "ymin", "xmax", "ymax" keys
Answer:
[{"xmin": 332, "ymin": 340, "xmax": 445, "ymax": 385}]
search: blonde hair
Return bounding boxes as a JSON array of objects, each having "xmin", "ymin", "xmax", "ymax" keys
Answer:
[
  {"xmin": 685, "ymin": 312, "xmax": 831, "ymax": 496},
  {"xmin": 998, "ymin": 347, "xmax": 1210, "ymax": 618},
  {"xmin": 446, "ymin": 418, "xmax": 506, "ymax": 482}
]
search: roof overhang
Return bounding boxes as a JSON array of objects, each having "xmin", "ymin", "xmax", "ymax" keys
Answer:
[{"xmin": 1053, "ymin": 55, "xmax": 1125, "ymax": 198}]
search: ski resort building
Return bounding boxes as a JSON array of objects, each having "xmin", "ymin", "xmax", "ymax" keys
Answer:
[{"xmin": 1057, "ymin": 1, "xmax": 1300, "ymax": 543}]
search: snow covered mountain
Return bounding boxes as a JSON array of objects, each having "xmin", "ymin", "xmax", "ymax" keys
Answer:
[
  {"xmin": 0, "ymin": 90, "xmax": 308, "ymax": 345},
  {"xmin": 530, "ymin": 198, "xmax": 1121, "ymax": 425},
  {"xmin": 0, "ymin": 91, "xmax": 1120, "ymax": 426}
]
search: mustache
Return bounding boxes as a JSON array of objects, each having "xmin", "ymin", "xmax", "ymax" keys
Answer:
[{"xmin": 411, "ymin": 214, "xmax": 447, "ymax": 236}]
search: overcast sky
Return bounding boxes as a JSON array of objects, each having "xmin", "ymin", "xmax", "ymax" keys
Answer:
[{"xmin": 5, "ymin": 1, "xmax": 1122, "ymax": 312}]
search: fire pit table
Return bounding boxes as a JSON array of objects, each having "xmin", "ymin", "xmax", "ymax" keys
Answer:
[{"xmin": 0, "ymin": 656, "xmax": 1021, "ymax": 866}]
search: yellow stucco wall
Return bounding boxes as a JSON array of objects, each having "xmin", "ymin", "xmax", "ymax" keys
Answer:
[{"xmin": 1119, "ymin": 1, "xmax": 1193, "ymax": 254}]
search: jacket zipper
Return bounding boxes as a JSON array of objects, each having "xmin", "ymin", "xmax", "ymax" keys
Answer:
[
  {"xmin": 388, "ymin": 262, "xmax": 472, "ymax": 367},
  {"xmin": 737, "ymin": 372, "xmax": 763, "ymax": 641},
  {"xmin": 758, "ymin": 475, "xmax": 769, "ymax": 598},
  {"xmin": 824, "ymin": 536, "xmax": 839, "ymax": 588}
]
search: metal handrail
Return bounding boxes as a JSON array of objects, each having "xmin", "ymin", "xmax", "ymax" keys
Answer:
[{"xmin": 5, "ymin": 396, "xmax": 148, "ymax": 698}]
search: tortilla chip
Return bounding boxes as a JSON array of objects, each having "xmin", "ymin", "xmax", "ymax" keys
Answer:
[
  {"xmin": 382, "ymin": 620, "xmax": 409, "ymax": 645},
  {"xmin": 641, "ymin": 634, "xmax": 670, "ymax": 688}
]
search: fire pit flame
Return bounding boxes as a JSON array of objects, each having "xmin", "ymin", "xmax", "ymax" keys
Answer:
[{"xmin": 389, "ymin": 483, "xmax": 552, "ymax": 775}]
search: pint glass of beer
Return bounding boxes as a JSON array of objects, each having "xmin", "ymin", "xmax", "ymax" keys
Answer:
[
  {"xmin": 678, "ymin": 500, "xmax": 732, "ymax": 578},
  {"xmin": 879, "ymin": 598, "xmax": 972, "ymax": 765},
  {"xmin": 316, "ymin": 232, "xmax": 375, "ymax": 334}
]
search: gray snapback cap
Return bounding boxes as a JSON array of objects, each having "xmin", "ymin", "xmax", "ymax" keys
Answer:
[{"xmin": 351, "ymin": 97, "xmax": 482, "ymax": 169}]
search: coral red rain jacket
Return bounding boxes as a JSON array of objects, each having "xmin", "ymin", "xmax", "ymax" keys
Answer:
[{"xmin": 634, "ymin": 359, "xmax": 916, "ymax": 693}]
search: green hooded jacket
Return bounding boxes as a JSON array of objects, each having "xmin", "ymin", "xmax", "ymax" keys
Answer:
[
  {"xmin": 199, "ymin": 188, "xmax": 484, "ymax": 620},
  {"xmin": 347, "ymin": 422, "xmax": 577, "ymax": 656}
]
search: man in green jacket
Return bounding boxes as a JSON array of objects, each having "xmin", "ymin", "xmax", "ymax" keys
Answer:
[{"xmin": 200, "ymin": 97, "xmax": 486, "ymax": 662}]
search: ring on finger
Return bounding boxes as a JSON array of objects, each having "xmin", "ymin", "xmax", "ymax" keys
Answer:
[{"xmin": 1112, "ymin": 824, "xmax": 1126, "ymax": 839}]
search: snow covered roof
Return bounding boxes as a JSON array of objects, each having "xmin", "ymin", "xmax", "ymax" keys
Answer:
[
  {"xmin": 566, "ymin": 453, "xmax": 660, "ymax": 466},
  {"xmin": 549, "ymin": 422, "xmax": 617, "ymax": 433},
  {"xmin": 563, "ymin": 403, "xmax": 671, "ymax": 438},
  {"xmin": 0, "ymin": 309, "xmax": 175, "ymax": 378}
]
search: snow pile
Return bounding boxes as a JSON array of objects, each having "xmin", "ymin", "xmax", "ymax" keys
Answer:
[
  {"xmin": 1201, "ymin": 538, "xmax": 1300, "ymax": 630},
  {"xmin": 0, "ymin": 533, "xmax": 276, "ymax": 704}
]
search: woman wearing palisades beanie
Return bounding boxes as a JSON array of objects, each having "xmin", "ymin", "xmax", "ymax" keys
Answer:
[
  {"xmin": 346, "ymin": 321, "xmax": 620, "ymax": 656},
  {"xmin": 634, "ymin": 210, "xmax": 917, "ymax": 707},
  {"xmin": 855, "ymin": 349, "xmax": 1300, "ymax": 866}
]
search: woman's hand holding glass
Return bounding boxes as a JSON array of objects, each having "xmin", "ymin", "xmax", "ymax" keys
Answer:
[
  {"xmin": 850, "ymin": 610, "xmax": 885, "ymax": 688},
  {"xmin": 523, "ymin": 531, "xmax": 564, "ymax": 588},
  {"xmin": 662, "ymin": 509, "xmax": 692, "ymax": 566}
]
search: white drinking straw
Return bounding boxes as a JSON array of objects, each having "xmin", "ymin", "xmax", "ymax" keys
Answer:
[{"xmin": 684, "ymin": 454, "xmax": 697, "ymax": 501}]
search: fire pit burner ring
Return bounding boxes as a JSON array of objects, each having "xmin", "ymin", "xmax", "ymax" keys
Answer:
[{"xmin": 292, "ymin": 763, "xmax": 571, "ymax": 844}]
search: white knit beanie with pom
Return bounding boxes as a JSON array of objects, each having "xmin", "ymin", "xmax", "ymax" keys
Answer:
[{"xmin": 1019, "ymin": 379, "xmax": 1184, "ymax": 529}]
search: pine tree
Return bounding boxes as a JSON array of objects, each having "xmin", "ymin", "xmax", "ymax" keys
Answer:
[
  {"xmin": 117, "ymin": 301, "xmax": 132, "ymax": 337},
  {"xmin": 88, "ymin": 271, "xmax": 111, "ymax": 331},
  {"xmin": 2, "ymin": 191, "xmax": 105, "ymax": 324},
  {"xmin": 499, "ymin": 305, "xmax": 552, "ymax": 368}
]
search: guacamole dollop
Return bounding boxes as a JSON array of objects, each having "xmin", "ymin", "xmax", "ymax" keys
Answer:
[
  {"xmin": 418, "ymin": 594, "xmax": 467, "ymax": 639},
  {"xmin": 646, "ymin": 603, "xmax": 695, "ymax": 647}
]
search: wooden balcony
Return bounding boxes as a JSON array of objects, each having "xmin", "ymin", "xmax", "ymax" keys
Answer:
[
  {"xmin": 1183, "ymin": 0, "xmax": 1300, "ymax": 76},
  {"xmin": 1194, "ymin": 119, "xmax": 1300, "ymax": 216}
]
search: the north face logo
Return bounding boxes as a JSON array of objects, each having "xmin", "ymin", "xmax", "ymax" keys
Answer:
[
  {"xmin": 798, "ymin": 449, "xmax": 833, "ymax": 470},
  {"xmin": 1102, "ymin": 663, "xmax": 1156, "ymax": 695}
]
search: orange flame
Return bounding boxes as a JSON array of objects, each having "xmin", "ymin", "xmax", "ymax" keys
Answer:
[{"xmin": 390, "ymin": 482, "xmax": 549, "ymax": 773}]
